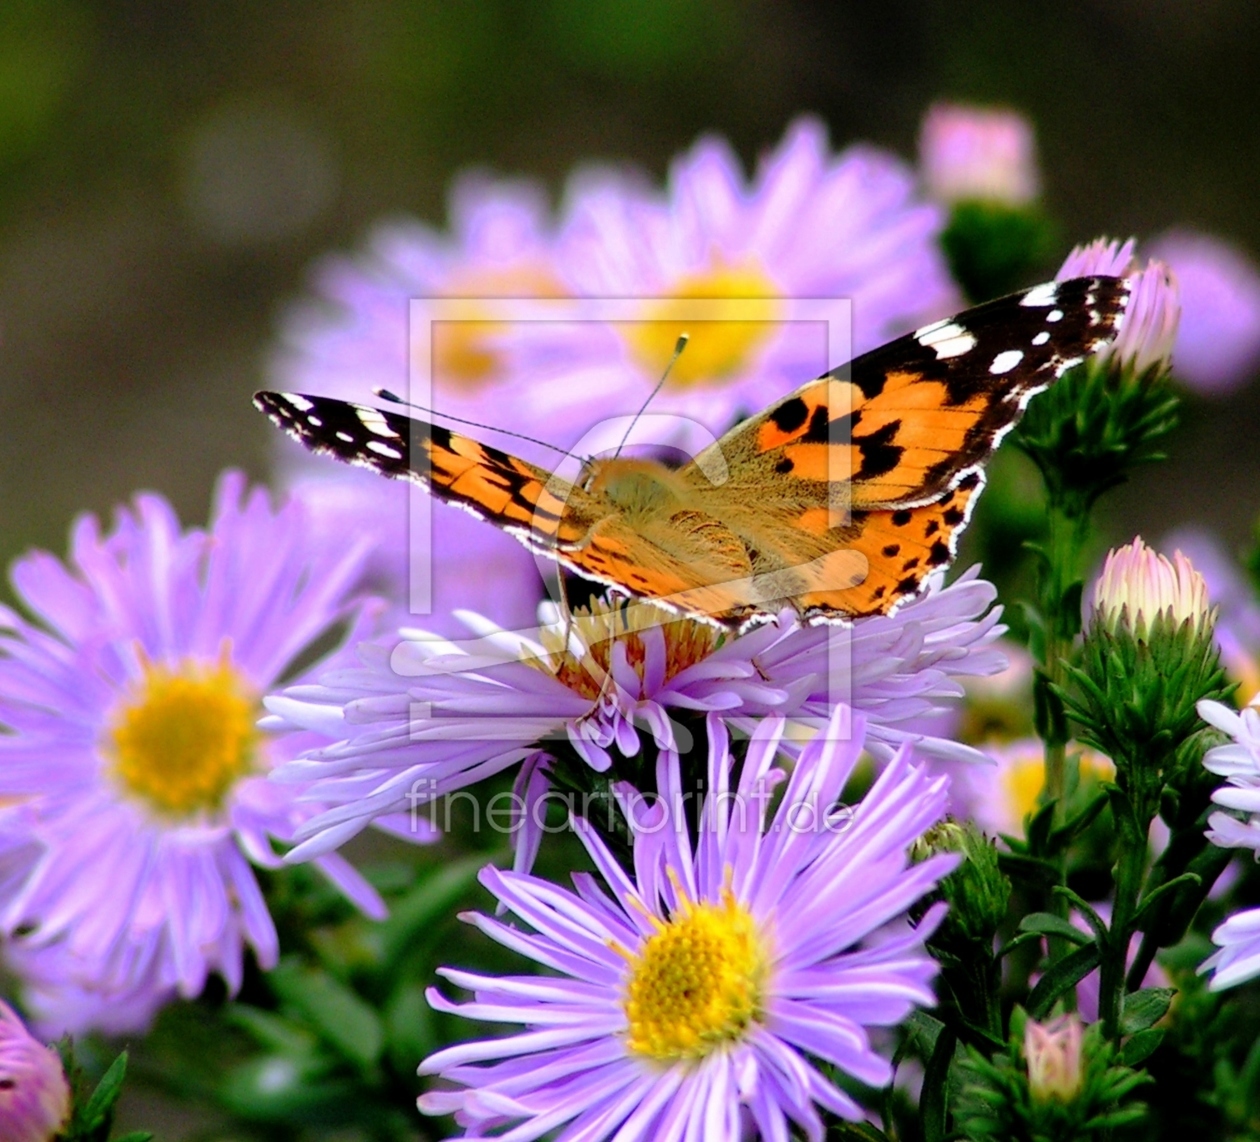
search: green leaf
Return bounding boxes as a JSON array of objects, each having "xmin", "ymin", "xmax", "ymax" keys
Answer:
[
  {"xmin": 1018, "ymin": 912, "xmax": 1092, "ymax": 945},
  {"xmin": 1025, "ymin": 798, "xmax": 1057, "ymax": 855},
  {"xmin": 1052, "ymin": 886, "xmax": 1109, "ymax": 940},
  {"xmin": 81, "ymin": 1050, "xmax": 128, "ymax": 1129},
  {"xmin": 1119, "ymin": 987, "xmax": 1176, "ymax": 1035},
  {"xmin": 1120, "ymin": 1027, "xmax": 1166, "ymax": 1067},
  {"xmin": 920, "ymin": 1024, "xmax": 957, "ymax": 1142},
  {"xmin": 1133, "ymin": 872, "xmax": 1202, "ymax": 931},
  {"xmin": 1048, "ymin": 789, "xmax": 1109, "ymax": 847},
  {"xmin": 226, "ymin": 1003, "xmax": 318, "ymax": 1054},
  {"xmin": 111, "ymin": 1134, "xmax": 154, "ymax": 1142},
  {"xmin": 1027, "ymin": 943, "xmax": 1101, "ymax": 1019},
  {"xmin": 377, "ymin": 853, "xmax": 487, "ymax": 971},
  {"xmin": 269, "ymin": 962, "xmax": 384, "ymax": 1070}
]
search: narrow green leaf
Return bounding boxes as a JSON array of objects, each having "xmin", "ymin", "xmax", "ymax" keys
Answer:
[
  {"xmin": 378, "ymin": 853, "xmax": 488, "ymax": 970},
  {"xmin": 1119, "ymin": 987, "xmax": 1176, "ymax": 1035},
  {"xmin": 920, "ymin": 1024, "xmax": 957, "ymax": 1142},
  {"xmin": 1133, "ymin": 872, "xmax": 1202, "ymax": 931},
  {"xmin": 1120, "ymin": 1027, "xmax": 1165, "ymax": 1067},
  {"xmin": 1027, "ymin": 944, "xmax": 1101, "ymax": 1020},
  {"xmin": 269, "ymin": 962, "xmax": 384, "ymax": 1070},
  {"xmin": 1018, "ymin": 912, "xmax": 1092, "ymax": 945},
  {"xmin": 81, "ymin": 1050, "xmax": 128, "ymax": 1128}
]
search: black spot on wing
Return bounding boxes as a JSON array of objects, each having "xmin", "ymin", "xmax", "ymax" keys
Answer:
[
  {"xmin": 927, "ymin": 540, "xmax": 952, "ymax": 566},
  {"xmin": 774, "ymin": 456, "xmax": 794, "ymax": 474},
  {"xmin": 770, "ymin": 397, "xmax": 809, "ymax": 433},
  {"xmin": 882, "ymin": 544, "xmax": 900, "ymax": 557},
  {"xmin": 942, "ymin": 505, "xmax": 965, "ymax": 526},
  {"xmin": 891, "ymin": 509, "xmax": 912, "ymax": 527},
  {"xmin": 855, "ymin": 419, "xmax": 903, "ymax": 479}
]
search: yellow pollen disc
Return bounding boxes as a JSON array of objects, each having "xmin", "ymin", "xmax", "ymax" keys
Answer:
[
  {"xmin": 433, "ymin": 266, "xmax": 567, "ymax": 393},
  {"xmin": 623, "ymin": 893, "xmax": 766, "ymax": 1061},
  {"xmin": 537, "ymin": 598, "xmax": 721, "ymax": 701},
  {"xmin": 624, "ymin": 263, "xmax": 782, "ymax": 389},
  {"xmin": 1002, "ymin": 746, "xmax": 1115, "ymax": 827},
  {"xmin": 107, "ymin": 658, "xmax": 260, "ymax": 818}
]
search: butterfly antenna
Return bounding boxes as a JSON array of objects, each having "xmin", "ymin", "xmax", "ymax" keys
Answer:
[
  {"xmin": 373, "ymin": 388, "xmax": 573, "ymax": 459},
  {"xmin": 612, "ymin": 333, "xmax": 689, "ymax": 459}
]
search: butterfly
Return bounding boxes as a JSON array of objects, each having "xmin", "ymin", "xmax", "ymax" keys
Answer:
[{"xmin": 257, "ymin": 276, "xmax": 1128, "ymax": 630}]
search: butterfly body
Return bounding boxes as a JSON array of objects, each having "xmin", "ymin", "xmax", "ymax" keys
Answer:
[{"xmin": 257, "ymin": 276, "xmax": 1129, "ymax": 629}]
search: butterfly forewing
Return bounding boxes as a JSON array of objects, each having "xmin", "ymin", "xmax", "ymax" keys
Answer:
[{"xmin": 719, "ymin": 276, "xmax": 1130, "ymax": 512}]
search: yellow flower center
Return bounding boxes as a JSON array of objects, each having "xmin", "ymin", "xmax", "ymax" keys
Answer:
[
  {"xmin": 623, "ymin": 262, "xmax": 782, "ymax": 389},
  {"xmin": 106, "ymin": 657, "xmax": 260, "ymax": 818},
  {"xmin": 1001, "ymin": 745, "xmax": 1115, "ymax": 828},
  {"xmin": 538, "ymin": 598, "xmax": 721, "ymax": 701},
  {"xmin": 433, "ymin": 266, "xmax": 567, "ymax": 393},
  {"xmin": 622, "ymin": 892, "xmax": 766, "ymax": 1061}
]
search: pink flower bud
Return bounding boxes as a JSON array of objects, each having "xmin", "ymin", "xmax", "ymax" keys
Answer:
[
  {"xmin": 919, "ymin": 103, "xmax": 1040, "ymax": 205},
  {"xmin": 1025, "ymin": 1014, "xmax": 1083, "ymax": 1102},
  {"xmin": 0, "ymin": 1001, "xmax": 70, "ymax": 1142},
  {"xmin": 1093, "ymin": 537, "xmax": 1210, "ymax": 633}
]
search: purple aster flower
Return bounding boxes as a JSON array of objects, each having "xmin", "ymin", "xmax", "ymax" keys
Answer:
[
  {"xmin": 1194, "ymin": 697, "xmax": 1260, "ymax": 987},
  {"xmin": 266, "ymin": 567, "xmax": 1002, "ymax": 864},
  {"xmin": 0, "ymin": 472, "xmax": 419, "ymax": 1033},
  {"xmin": 0, "ymin": 1000, "xmax": 70, "ymax": 1142},
  {"xmin": 559, "ymin": 116, "xmax": 961, "ymax": 452},
  {"xmin": 1056, "ymin": 237, "xmax": 1180, "ymax": 376},
  {"xmin": 1147, "ymin": 230, "xmax": 1260, "ymax": 396},
  {"xmin": 417, "ymin": 709, "xmax": 956, "ymax": 1140},
  {"xmin": 918, "ymin": 102, "xmax": 1040, "ymax": 206}
]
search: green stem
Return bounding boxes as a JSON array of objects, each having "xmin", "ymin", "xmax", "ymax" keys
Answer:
[{"xmin": 1098, "ymin": 783, "xmax": 1157, "ymax": 1038}]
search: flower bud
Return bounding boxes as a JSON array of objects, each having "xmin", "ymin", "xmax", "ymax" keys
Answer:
[
  {"xmin": 919, "ymin": 102, "xmax": 1040, "ymax": 206},
  {"xmin": 1093, "ymin": 538, "xmax": 1211, "ymax": 638},
  {"xmin": 912, "ymin": 820, "xmax": 1011, "ymax": 949},
  {"xmin": 1057, "ymin": 238, "xmax": 1180, "ymax": 377},
  {"xmin": 0, "ymin": 1002, "xmax": 70, "ymax": 1142},
  {"xmin": 1025, "ymin": 1014, "xmax": 1084, "ymax": 1103},
  {"xmin": 1068, "ymin": 539, "xmax": 1231, "ymax": 788}
]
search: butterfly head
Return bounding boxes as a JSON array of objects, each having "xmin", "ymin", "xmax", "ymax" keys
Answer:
[{"xmin": 580, "ymin": 456, "xmax": 688, "ymax": 516}]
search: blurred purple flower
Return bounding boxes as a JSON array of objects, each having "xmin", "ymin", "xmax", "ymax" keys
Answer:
[
  {"xmin": 1148, "ymin": 230, "xmax": 1260, "ymax": 395},
  {"xmin": 560, "ymin": 116, "xmax": 961, "ymax": 451},
  {"xmin": 0, "ymin": 1001, "xmax": 69, "ymax": 1142},
  {"xmin": 265, "ymin": 568, "xmax": 1002, "ymax": 865},
  {"xmin": 0, "ymin": 473, "xmax": 419, "ymax": 1034},
  {"xmin": 918, "ymin": 102, "xmax": 1040, "ymax": 206},
  {"xmin": 418, "ymin": 710, "xmax": 956, "ymax": 1139}
]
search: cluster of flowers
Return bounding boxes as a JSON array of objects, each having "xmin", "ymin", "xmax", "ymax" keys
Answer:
[{"xmin": 1, "ymin": 105, "xmax": 1260, "ymax": 1139}]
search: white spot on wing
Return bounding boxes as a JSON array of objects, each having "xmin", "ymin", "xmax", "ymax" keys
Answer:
[
  {"xmin": 918, "ymin": 321, "xmax": 977, "ymax": 358},
  {"xmin": 929, "ymin": 332, "xmax": 977, "ymax": 359},
  {"xmin": 336, "ymin": 431, "xmax": 354, "ymax": 443},
  {"xmin": 283, "ymin": 393, "xmax": 314, "ymax": 411},
  {"xmin": 307, "ymin": 415, "xmax": 323, "ymax": 427},
  {"xmin": 367, "ymin": 440, "xmax": 403, "ymax": 459},
  {"xmin": 1032, "ymin": 331, "xmax": 1050, "ymax": 346},
  {"xmin": 1046, "ymin": 309, "xmax": 1064, "ymax": 322},
  {"xmin": 356, "ymin": 406, "xmax": 400, "ymax": 439},
  {"xmin": 990, "ymin": 349, "xmax": 1025, "ymax": 375},
  {"xmin": 1021, "ymin": 282, "xmax": 1058, "ymax": 307}
]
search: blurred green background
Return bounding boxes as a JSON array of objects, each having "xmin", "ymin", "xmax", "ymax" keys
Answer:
[{"xmin": 1, "ymin": 0, "xmax": 1259, "ymax": 587}]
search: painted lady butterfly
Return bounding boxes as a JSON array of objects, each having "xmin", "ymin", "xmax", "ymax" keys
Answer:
[{"xmin": 257, "ymin": 276, "xmax": 1128, "ymax": 630}]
